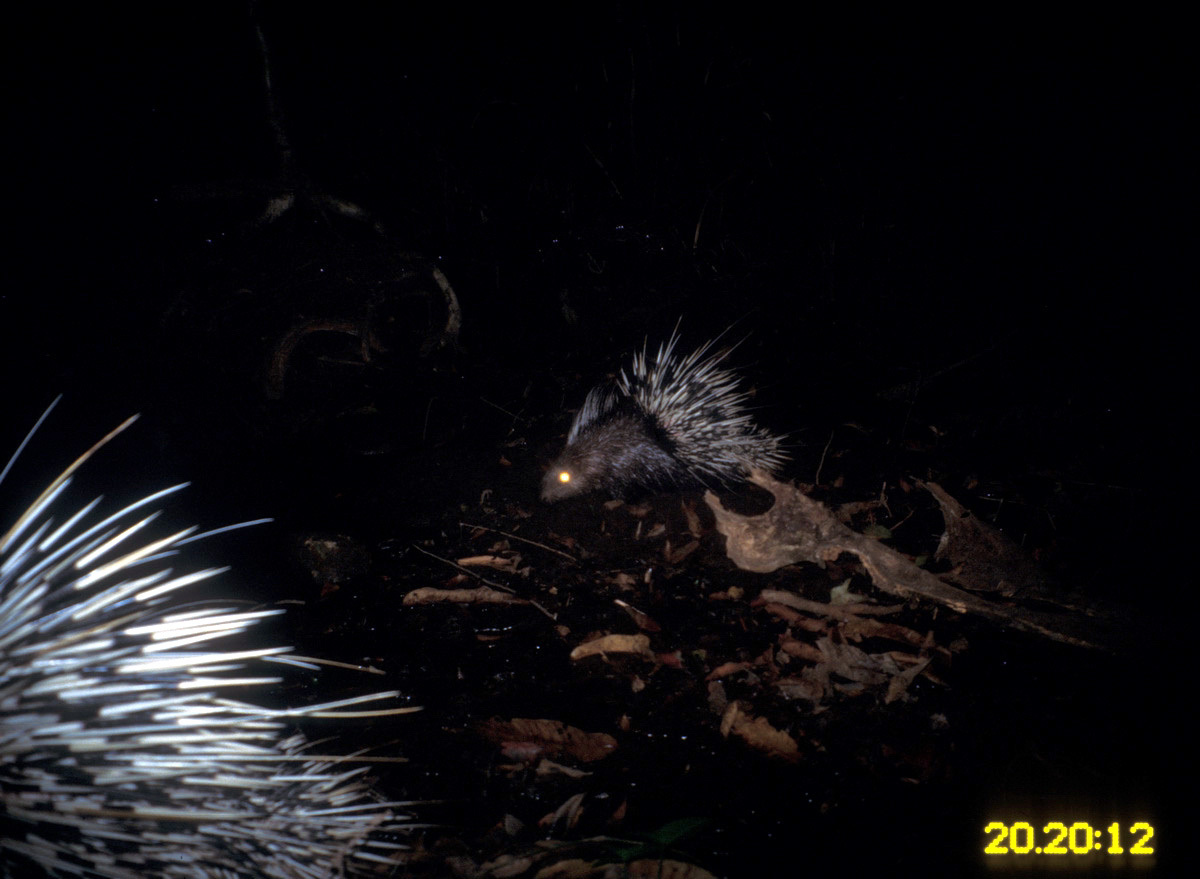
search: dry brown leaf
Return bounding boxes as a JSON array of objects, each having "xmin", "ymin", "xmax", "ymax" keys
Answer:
[
  {"xmin": 457, "ymin": 553, "xmax": 521, "ymax": 571},
  {"xmin": 665, "ymin": 538, "xmax": 699, "ymax": 565},
  {"xmin": 532, "ymin": 858, "xmax": 601, "ymax": 879},
  {"xmin": 539, "ymin": 792, "xmax": 586, "ymax": 831},
  {"xmin": 535, "ymin": 758, "xmax": 592, "ymax": 778},
  {"xmin": 778, "ymin": 638, "xmax": 822, "ymax": 663},
  {"xmin": 776, "ymin": 675, "xmax": 826, "ymax": 703},
  {"xmin": 627, "ymin": 860, "xmax": 718, "ymax": 879},
  {"xmin": 480, "ymin": 718, "xmax": 618, "ymax": 763},
  {"xmin": 569, "ymin": 633, "xmax": 654, "ymax": 661},
  {"xmin": 614, "ymin": 599, "xmax": 662, "ymax": 632},
  {"xmin": 707, "ymin": 661, "xmax": 751, "ymax": 680},
  {"xmin": 924, "ymin": 480, "xmax": 1053, "ymax": 596},
  {"xmin": 402, "ymin": 585, "xmax": 526, "ymax": 605},
  {"xmin": 719, "ymin": 701, "xmax": 801, "ymax": 761}
]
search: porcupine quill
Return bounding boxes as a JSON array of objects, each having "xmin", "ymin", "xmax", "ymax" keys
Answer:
[{"xmin": 1, "ymin": 398, "xmax": 422, "ymax": 879}]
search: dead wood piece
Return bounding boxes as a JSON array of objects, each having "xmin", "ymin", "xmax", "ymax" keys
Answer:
[{"xmin": 707, "ymin": 471, "xmax": 1121, "ymax": 649}]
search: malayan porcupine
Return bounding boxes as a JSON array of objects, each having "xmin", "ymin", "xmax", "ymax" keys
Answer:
[
  {"xmin": 1, "ymin": 400, "xmax": 418, "ymax": 879},
  {"xmin": 541, "ymin": 327, "xmax": 787, "ymax": 502}
]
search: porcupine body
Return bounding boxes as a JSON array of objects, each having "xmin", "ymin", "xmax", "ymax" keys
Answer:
[
  {"xmin": 0, "ymin": 402, "xmax": 417, "ymax": 879},
  {"xmin": 541, "ymin": 329, "xmax": 787, "ymax": 502}
]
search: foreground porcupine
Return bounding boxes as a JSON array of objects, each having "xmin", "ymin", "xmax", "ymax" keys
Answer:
[
  {"xmin": 1, "ymin": 401, "xmax": 419, "ymax": 879},
  {"xmin": 541, "ymin": 327, "xmax": 787, "ymax": 502}
]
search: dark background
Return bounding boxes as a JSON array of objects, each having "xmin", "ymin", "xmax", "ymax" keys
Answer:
[
  {"xmin": 5, "ymin": 4, "xmax": 1187, "ymax": 586},
  {"xmin": 7, "ymin": 6, "xmax": 1187, "ymax": 401}
]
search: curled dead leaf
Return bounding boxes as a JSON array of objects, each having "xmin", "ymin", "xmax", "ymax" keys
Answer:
[
  {"xmin": 719, "ymin": 701, "xmax": 801, "ymax": 761},
  {"xmin": 570, "ymin": 633, "xmax": 655, "ymax": 661}
]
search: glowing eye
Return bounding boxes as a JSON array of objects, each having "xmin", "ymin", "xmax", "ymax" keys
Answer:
[{"xmin": 558, "ymin": 471, "xmax": 571, "ymax": 485}]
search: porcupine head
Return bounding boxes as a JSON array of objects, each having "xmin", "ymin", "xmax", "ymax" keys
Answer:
[{"xmin": 541, "ymin": 330, "xmax": 787, "ymax": 502}]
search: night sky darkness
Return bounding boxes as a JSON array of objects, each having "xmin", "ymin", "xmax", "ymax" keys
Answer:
[
  {"xmin": 2, "ymin": 4, "xmax": 1188, "ymax": 874},
  {"xmin": 8, "ymin": 8, "xmax": 1186, "ymax": 376}
]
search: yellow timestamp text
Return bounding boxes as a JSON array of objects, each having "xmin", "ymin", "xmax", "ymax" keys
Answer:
[{"xmin": 984, "ymin": 821, "xmax": 1154, "ymax": 858}]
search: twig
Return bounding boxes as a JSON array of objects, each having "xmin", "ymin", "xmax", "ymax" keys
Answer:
[
  {"xmin": 459, "ymin": 521, "xmax": 577, "ymax": 561},
  {"xmin": 411, "ymin": 543, "xmax": 559, "ymax": 622}
]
